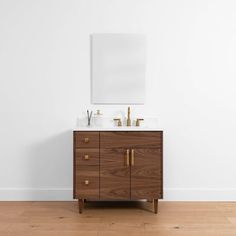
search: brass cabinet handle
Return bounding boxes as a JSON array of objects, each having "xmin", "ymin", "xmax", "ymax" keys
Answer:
[
  {"xmin": 131, "ymin": 149, "xmax": 135, "ymax": 166},
  {"xmin": 84, "ymin": 138, "xmax": 89, "ymax": 143},
  {"xmin": 126, "ymin": 149, "xmax": 130, "ymax": 166},
  {"xmin": 84, "ymin": 180, "xmax": 89, "ymax": 185},
  {"xmin": 84, "ymin": 155, "xmax": 89, "ymax": 160}
]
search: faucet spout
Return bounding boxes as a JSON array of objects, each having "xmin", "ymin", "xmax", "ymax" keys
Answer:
[{"xmin": 127, "ymin": 107, "xmax": 131, "ymax": 126}]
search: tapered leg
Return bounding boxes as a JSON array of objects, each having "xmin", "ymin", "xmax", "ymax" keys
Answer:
[
  {"xmin": 154, "ymin": 199, "xmax": 158, "ymax": 214},
  {"xmin": 78, "ymin": 199, "xmax": 84, "ymax": 214}
]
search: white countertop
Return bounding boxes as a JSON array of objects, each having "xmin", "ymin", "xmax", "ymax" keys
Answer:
[
  {"xmin": 74, "ymin": 117, "xmax": 162, "ymax": 131},
  {"xmin": 73, "ymin": 126, "xmax": 162, "ymax": 131}
]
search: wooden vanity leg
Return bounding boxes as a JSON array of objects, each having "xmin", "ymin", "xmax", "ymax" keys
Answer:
[
  {"xmin": 154, "ymin": 199, "xmax": 158, "ymax": 214},
  {"xmin": 78, "ymin": 199, "xmax": 84, "ymax": 214}
]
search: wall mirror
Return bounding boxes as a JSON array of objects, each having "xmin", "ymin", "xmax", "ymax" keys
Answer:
[{"xmin": 91, "ymin": 34, "xmax": 146, "ymax": 104}]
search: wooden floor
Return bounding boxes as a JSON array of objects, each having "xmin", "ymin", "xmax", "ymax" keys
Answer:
[{"xmin": 0, "ymin": 201, "xmax": 236, "ymax": 236}]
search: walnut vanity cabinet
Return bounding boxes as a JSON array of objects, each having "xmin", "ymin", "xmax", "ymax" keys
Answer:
[{"xmin": 73, "ymin": 131, "xmax": 163, "ymax": 214}]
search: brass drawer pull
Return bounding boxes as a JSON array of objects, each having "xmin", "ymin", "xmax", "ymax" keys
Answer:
[
  {"xmin": 84, "ymin": 138, "xmax": 89, "ymax": 143},
  {"xmin": 84, "ymin": 180, "xmax": 89, "ymax": 185},
  {"xmin": 131, "ymin": 149, "xmax": 135, "ymax": 166},
  {"xmin": 84, "ymin": 155, "xmax": 89, "ymax": 160},
  {"xmin": 126, "ymin": 149, "xmax": 130, "ymax": 166}
]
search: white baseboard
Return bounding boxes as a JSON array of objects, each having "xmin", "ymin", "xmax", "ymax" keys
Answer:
[
  {"xmin": 0, "ymin": 188, "xmax": 73, "ymax": 201},
  {"xmin": 0, "ymin": 188, "xmax": 236, "ymax": 201},
  {"xmin": 164, "ymin": 188, "xmax": 236, "ymax": 201}
]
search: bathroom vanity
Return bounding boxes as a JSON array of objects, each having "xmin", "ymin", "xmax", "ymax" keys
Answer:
[
  {"xmin": 73, "ymin": 34, "xmax": 160, "ymax": 213},
  {"xmin": 73, "ymin": 128, "xmax": 163, "ymax": 214}
]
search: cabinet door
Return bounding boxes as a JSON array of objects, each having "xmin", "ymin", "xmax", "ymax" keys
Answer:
[
  {"xmin": 131, "ymin": 148, "xmax": 162, "ymax": 199},
  {"xmin": 100, "ymin": 148, "xmax": 130, "ymax": 200}
]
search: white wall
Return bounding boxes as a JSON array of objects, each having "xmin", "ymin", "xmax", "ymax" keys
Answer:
[{"xmin": 0, "ymin": 0, "xmax": 236, "ymax": 200}]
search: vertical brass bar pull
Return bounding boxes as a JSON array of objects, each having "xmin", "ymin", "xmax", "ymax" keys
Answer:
[
  {"xmin": 131, "ymin": 149, "xmax": 135, "ymax": 166},
  {"xmin": 126, "ymin": 149, "xmax": 130, "ymax": 166}
]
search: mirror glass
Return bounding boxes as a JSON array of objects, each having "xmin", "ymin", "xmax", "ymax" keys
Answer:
[{"xmin": 91, "ymin": 34, "xmax": 146, "ymax": 104}]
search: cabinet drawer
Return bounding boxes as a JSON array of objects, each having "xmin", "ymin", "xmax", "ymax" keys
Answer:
[
  {"xmin": 75, "ymin": 166, "xmax": 99, "ymax": 199},
  {"xmin": 100, "ymin": 131, "xmax": 162, "ymax": 149},
  {"xmin": 75, "ymin": 149, "xmax": 99, "ymax": 166},
  {"xmin": 74, "ymin": 131, "xmax": 99, "ymax": 148}
]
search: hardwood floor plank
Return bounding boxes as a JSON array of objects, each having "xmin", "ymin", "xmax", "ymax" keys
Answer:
[{"xmin": 0, "ymin": 201, "xmax": 236, "ymax": 236}]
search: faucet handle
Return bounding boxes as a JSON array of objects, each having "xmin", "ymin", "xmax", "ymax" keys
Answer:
[
  {"xmin": 136, "ymin": 118, "xmax": 144, "ymax": 127},
  {"xmin": 113, "ymin": 118, "xmax": 122, "ymax": 127}
]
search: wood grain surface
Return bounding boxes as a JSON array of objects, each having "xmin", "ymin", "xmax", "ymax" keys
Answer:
[
  {"xmin": 73, "ymin": 131, "xmax": 163, "ymax": 213},
  {"xmin": 131, "ymin": 148, "xmax": 162, "ymax": 199},
  {"xmin": 100, "ymin": 131, "xmax": 162, "ymax": 149},
  {"xmin": 75, "ymin": 148, "xmax": 99, "ymax": 166},
  {"xmin": 74, "ymin": 131, "xmax": 99, "ymax": 148},
  {"xmin": 75, "ymin": 166, "xmax": 99, "ymax": 199},
  {"xmin": 100, "ymin": 148, "xmax": 130, "ymax": 200}
]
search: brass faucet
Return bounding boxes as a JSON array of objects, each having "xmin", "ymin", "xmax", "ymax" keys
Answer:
[{"xmin": 127, "ymin": 107, "xmax": 131, "ymax": 126}]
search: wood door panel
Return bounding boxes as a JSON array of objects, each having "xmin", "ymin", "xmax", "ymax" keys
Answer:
[
  {"xmin": 74, "ymin": 131, "xmax": 99, "ymax": 148},
  {"xmin": 131, "ymin": 180, "xmax": 162, "ymax": 199},
  {"xmin": 100, "ymin": 131, "xmax": 162, "ymax": 149},
  {"xmin": 100, "ymin": 179, "xmax": 130, "ymax": 200},
  {"xmin": 131, "ymin": 148, "xmax": 162, "ymax": 170},
  {"xmin": 132, "ymin": 165, "xmax": 162, "ymax": 179},
  {"xmin": 100, "ymin": 148, "xmax": 130, "ymax": 200},
  {"xmin": 131, "ymin": 148, "xmax": 162, "ymax": 199}
]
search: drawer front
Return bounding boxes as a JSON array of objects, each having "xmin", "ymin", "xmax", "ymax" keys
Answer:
[
  {"xmin": 100, "ymin": 131, "xmax": 162, "ymax": 149},
  {"xmin": 75, "ymin": 148, "xmax": 99, "ymax": 166},
  {"xmin": 75, "ymin": 166, "xmax": 99, "ymax": 199},
  {"xmin": 74, "ymin": 131, "xmax": 99, "ymax": 148}
]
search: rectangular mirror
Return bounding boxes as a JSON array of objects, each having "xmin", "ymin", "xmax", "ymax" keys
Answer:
[{"xmin": 91, "ymin": 34, "xmax": 146, "ymax": 104}]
